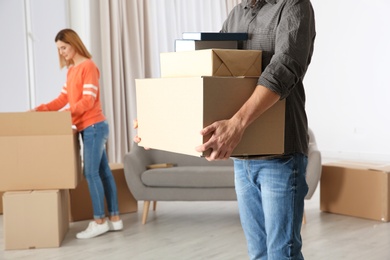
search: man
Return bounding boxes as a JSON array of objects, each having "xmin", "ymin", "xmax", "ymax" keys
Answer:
[{"xmin": 195, "ymin": 0, "xmax": 316, "ymax": 259}]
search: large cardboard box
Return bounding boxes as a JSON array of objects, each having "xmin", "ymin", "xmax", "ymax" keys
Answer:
[
  {"xmin": 160, "ymin": 49, "xmax": 262, "ymax": 78},
  {"xmin": 0, "ymin": 112, "xmax": 82, "ymax": 191},
  {"xmin": 3, "ymin": 190, "xmax": 69, "ymax": 250},
  {"xmin": 69, "ymin": 163, "xmax": 138, "ymax": 222},
  {"xmin": 320, "ymin": 161, "xmax": 390, "ymax": 222},
  {"xmin": 0, "ymin": 191, "xmax": 3, "ymax": 214},
  {"xmin": 136, "ymin": 76, "xmax": 285, "ymax": 157}
]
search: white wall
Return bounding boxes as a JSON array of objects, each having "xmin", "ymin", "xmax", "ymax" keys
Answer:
[
  {"xmin": 1, "ymin": 0, "xmax": 388, "ymax": 162},
  {"xmin": 0, "ymin": 0, "xmax": 30, "ymax": 112},
  {"xmin": 0, "ymin": 0, "xmax": 69, "ymax": 112},
  {"xmin": 305, "ymin": 0, "xmax": 390, "ymax": 162}
]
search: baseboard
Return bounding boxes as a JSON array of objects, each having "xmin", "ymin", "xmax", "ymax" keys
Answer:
[{"xmin": 321, "ymin": 151, "xmax": 390, "ymax": 164}]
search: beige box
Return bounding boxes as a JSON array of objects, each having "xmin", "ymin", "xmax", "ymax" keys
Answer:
[
  {"xmin": 160, "ymin": 49, "xmax": 262, "ymax": 78},
  {"xmin": 3, "ymin": 190, "xmax": 69, "ymax": 250},
  {"xmin": 0, "ymin": 112, "xmax": 82, "ymax": 191},
  {"xmin": 69, "ymin": 163, "xmax": 138, "ymax": 222},
  {"xmin": 320, "ymin": 161, "xmax": 390, "ymax": 222},
  {"xmin": 136, "ymin": 76, "xmax": 285, "ymax": 157}
]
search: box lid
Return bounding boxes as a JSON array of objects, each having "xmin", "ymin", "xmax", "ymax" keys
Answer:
[{"xmin": 0, "ymin": 112, "xmax": 72, "ymax": 136}]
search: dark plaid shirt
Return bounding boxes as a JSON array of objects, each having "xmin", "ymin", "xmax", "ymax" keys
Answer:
[{"xmin": 221, "ymin": 0, "xmax": 316, "ymax": 155}]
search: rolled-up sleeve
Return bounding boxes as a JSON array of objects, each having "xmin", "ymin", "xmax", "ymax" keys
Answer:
[{"xmin": 258, "ymin": 1, "xmax": 316, "ymax": 99}]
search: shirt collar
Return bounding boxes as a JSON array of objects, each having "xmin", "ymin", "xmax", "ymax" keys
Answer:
[{"xmin": 243, "ymin": 0, "xmax": 277, "ymax": 8}]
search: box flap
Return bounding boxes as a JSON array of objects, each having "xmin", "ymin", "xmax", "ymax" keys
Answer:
[
  {"xmin": 325, "ymin": 160, "xmax": 390, "ymax": 173},
  {"xmin": 0, "ymin": 112, "xmax": 72, "ymax": 136},
  {"xmin": 212, "ymin": 49, "xmax": 262, "ymax": 77}
]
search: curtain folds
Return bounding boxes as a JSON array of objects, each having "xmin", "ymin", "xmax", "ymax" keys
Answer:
[{"xmin": 98, "ymin": 0, "xmax": 241, "ymax": 163}]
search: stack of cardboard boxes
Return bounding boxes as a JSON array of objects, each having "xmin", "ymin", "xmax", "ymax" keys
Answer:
[
  {"xmin": 0, "ymin": 112, "xmax": 138, "ymax": 250},
  {"xmin": 0, "ymin": 112, "xmax": 82, "ymax": 250},
  {"xmin": 136, "ymin": 36, "xmax": 286, "ymax": 157}
]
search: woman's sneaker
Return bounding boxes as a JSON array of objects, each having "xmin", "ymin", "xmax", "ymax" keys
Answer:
[
  {"xmin": 108, "ymin": 219, "xmax": 123, "ymax": 231},
  {"xmin": 76, "ymin": 221, "xmax": 109, "ymax": 239}
]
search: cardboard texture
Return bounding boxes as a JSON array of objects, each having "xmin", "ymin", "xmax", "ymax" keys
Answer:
[
  {"xmin": 3, "ymin": 190, "xmax": 69, "ymax": 250},
  {"xmin": 160, "ymin": 49, "xmax": 262, "ymax": 78},
  {"xmin": 320, "ymin": 161, "xmax": 390, "ymax": 222},
  {"xmin": 0, "ymin": 191, "xmax": 3, "ymax": 214},
  {"xmin": 174, "ymin": 40, "xmax": 238, "ymax": 52},
  {"xmin": 136, "ymin": 76, "xmax": 285, "ymax": 157},
  {"xmin": 69, "ymin": 163, "xmax": 138, "ymax": 222},
  {"xmin": 0, "ymin": 112, "xmax": 82, "ymax": 191}
]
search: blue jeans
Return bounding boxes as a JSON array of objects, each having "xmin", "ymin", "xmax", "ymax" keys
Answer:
[
  {"xmin": 81, "ymin": 120, "xmax": 119, "ymax": 219},
  {"xmin": 233, "ymin": 154, "xmax": 308, "ymax": 260}
]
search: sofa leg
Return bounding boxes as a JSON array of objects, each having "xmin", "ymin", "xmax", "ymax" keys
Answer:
[
  {"xmin": 153, "ymin": 201, "xmax": 157, "ymax": 211},
  {"xmin": 142, "ymin": 201, "xmax": 150, "ymax": 224}
]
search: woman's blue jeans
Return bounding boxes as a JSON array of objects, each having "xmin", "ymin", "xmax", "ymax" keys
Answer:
[
  {"xmin": 233, "ymin": 154, "xmax": 308, "ymax": 260},
  {"xmin": 80, "ymin": 120, "xmax": 119, "ymax": 219}
]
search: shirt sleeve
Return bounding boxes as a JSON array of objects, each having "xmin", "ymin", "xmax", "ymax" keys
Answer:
[
  {"xmin": 258, "ymin": 0, "xmax": 316, "ymax": 99},
  {"xmin": 35, "ymin": 84, "xmax": 68, "ymax": 111},
  {"xmin": 69, "ymin": 62, "xmax": 100, "ymax": 117}
]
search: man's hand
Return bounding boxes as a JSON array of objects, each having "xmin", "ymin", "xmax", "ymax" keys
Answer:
[
  {"xmin": 195, "ymin": 117, "xmax": 245, "ymax": 161},
  {"xmin": 133, "ymin": 119, "xmax": 150, "ymax": 149},
  {"xmin": 133, "ymin": 120, "xmax": 142, "ymax": 143}
]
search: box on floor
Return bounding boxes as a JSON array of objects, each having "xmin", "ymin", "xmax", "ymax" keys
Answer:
[
  {"xmin": 68, "ymin": 163, "xmax": 138, "ymax": 222},
  {"xmin": 320, "ymin": 161, "xmax": 390, "ymax": 222},
  {"xmin": 0, "ymin": 112, "xmax": 82, "ymax": 191},
  {"xmin": 160, "ymin": 49, "xmax": 262, "ymax": 78},
  {"xmin": 136, "ymin": 76, "xmax": 285, "ymax": 157},
  {"xmin": 3, "ymin": 190, "xmax": 69, "ymax": 250}
]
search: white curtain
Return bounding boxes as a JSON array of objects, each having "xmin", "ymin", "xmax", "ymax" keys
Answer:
[{"xmin": 97, "ymin": 0, "xmax": 241, "ymax": 163}]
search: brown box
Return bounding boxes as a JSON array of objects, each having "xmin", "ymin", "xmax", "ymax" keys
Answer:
[
  {"xmin": 160, "ymin": 49, "xmax": 262, "ymax": 78},
  {"xmin": 136, "ymin": 76, "xmax": 285, "ymax": 157},
  {"xmin": 0, "ymin": 112, "xmax": 82, "ymax": 191},
  {"xmin": 3, "ymin": 190, "xmax": 69, "ymax": 250},
  {"xmin": 0, "ymin": 191, "xmax": 3, "ymax": 214},
  {"xmin": 320, "ymin": 161, "xmax": 390, "ymax": 222},
  {"xmin": 69, "ymin": 163, "xmax": 138, "ymax": 222}
]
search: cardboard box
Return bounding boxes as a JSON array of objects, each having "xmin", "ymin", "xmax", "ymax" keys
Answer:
[
  {"xmin": 69, "ymin": 163, "xmax": 138, "ymax": 222},
  {"xmin": 320, "ymin": 161, "xmax": 390, "ymax": 222},
  {"xmin": 136, "ymin": 76, "xmax": 285, "ymax": 157},
  {"xmin": 0, "ymin": 191, "xmax": 3, "ymax": 214},
  {"xmin": 160, "ymin": 49, "xmax": 262, "ymax": 78},
  {"xmin": 175, "ymin": 39, "xmax": 238, "ymax": 52},
  {"xmin": 3, "ymin": 190, "xmax": 69, "ymax": 250},
  {"xmin": 0, "ymin": 112, "xmax": 82, "ymax": 191}
]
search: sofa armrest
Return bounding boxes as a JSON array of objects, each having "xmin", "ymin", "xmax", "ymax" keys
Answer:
[{"xmin": 123, "ymin": 142, "xmax": 152, "ymax": 200}]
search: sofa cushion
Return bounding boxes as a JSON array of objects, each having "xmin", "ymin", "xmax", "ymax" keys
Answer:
[{"xmin": 141, "ymin": 166, "xmax": 234, "ymax": 188}]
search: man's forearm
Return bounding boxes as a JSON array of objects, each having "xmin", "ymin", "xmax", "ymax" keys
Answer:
[{"xmin": 231, "ymin": 84, "xmax": 281, "ymax": 131}]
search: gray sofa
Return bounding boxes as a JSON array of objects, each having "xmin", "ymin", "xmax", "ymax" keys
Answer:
[
  {"xmin": 123, "ymin": 128, "xmax": 321, "ymax": 224},
  {"xmin": 123, "ymin": 143, "xmax": 236, "ymax": 224}
]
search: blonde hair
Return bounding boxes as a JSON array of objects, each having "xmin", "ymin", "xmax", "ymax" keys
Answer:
[{"xmin": 55, "ymin": 29, "xmax": 92, "ymax": 68}]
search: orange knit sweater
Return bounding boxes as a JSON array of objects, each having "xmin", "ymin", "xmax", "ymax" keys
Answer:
[{"xmin": 35, "ymin": 59, "xmax": 106, "ymax": 131}]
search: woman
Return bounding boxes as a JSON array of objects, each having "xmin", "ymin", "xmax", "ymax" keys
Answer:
[{"xmin": 33, "ymin": 28, "xmax": 123, "ymax": 239}]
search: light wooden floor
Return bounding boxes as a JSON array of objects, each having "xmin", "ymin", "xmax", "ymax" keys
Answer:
[{"xmin": 1, "ymin": 189, "xmax": 390, "ymax": 260}]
